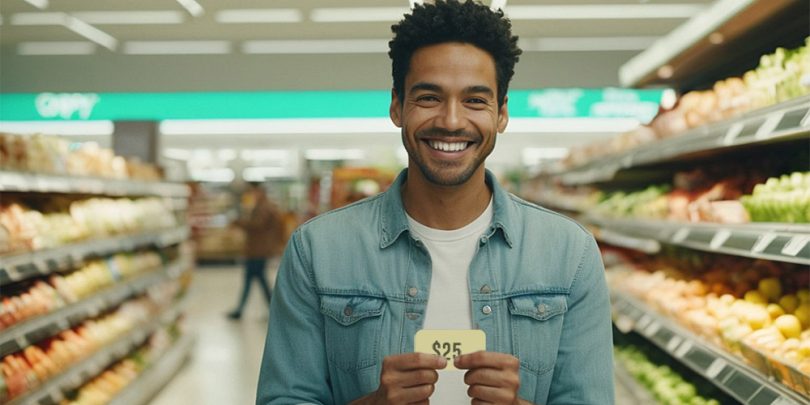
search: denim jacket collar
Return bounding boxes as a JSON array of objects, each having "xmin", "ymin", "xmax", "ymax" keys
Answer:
[{"xmin": 379, "ymin": 168, "xmax": 514, "ymax": 249}]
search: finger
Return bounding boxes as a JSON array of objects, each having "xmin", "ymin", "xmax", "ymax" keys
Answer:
[
  {"xmin": 467, "ymin": 384, "xmax": 516, "ymax": 404},
  {"xmin": 383, "ymin": 384, "xmax": 435, "ymax": 404},
  {"xmin": 380, "ymin": 368, "xmax": 440, "ymax": 388},
  {"xmin": 463, "ymin": 367, "xmax": 519, "ymax": 387},
  {"xmin": 384, "ymin": 353, "xmax": 447, "ymax": 371},
  {"xmin": 454, "ymin": 351, "xmax": 519, "ymax": 371}
]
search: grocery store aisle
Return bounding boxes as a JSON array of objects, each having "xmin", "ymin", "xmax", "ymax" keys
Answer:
[{"xmin": 151, "ymin": 265, "xmax": 273, "ymax": 405}]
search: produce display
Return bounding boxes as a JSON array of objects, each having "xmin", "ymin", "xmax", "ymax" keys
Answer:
[
  {"xmin": 607, "ymin": 249, "xmax": 810, "ymax": 396},
  {"xmin": 0, "ymin": 250, "xmax": 165, "ymax": 331},
  {"xmin": 0, "ymin": 133, "xmax": 161, "ymax": 181},
  {"xmin": 615, "ymin": 345, "xmax": 722, "ymax": 405},
  {"xmin": 59, "ymin": 322, "xmax": 185, "ymax": 405},
  {"xmin": 0, "ymin": 278, "xmax": 184, "ymax": 402},
  {"xmin": 0, "ymin": 197, "xmax": 177, "ymax": 255},
  {"xmin": 741, "ymin": 172, "xmax": 810, "ymax": 223},
  {"xmin": 563, "ymin": 38, "xmax": 810, "ymax": 169}
]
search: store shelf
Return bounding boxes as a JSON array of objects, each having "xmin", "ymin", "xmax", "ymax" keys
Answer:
[
  {"xmin": 108, "ymin": 333, "xmax": 195, "ymax": 405},
  {"xmin": 0, "ymin": 170, "xmax": 189, "ymax": 197},
  {"xmin": 588, "ymin": 217, "xmax": 810, "ymax": 266},
  {"xmin": 613, "ymin": 361, "xmax": 660, "ymax": 405},
  {"xmin": 0, "ymin": 260, "xmax": 188, "ymax": 358},
  {"xmin": 555, "ymin": 96, "xmax": 810, "ymax": 186},
  {"xmin": 6, "ymin": 298, "xmax": 187, "ymax": 405},
  {"xmin": 0, "ymin": 226, "xmax": 189, "ymax": 286},
  {"xmin": 619, "ymin": 0, "xmax": 808, "ymax": 89},
  {"xmin": 612, "ymin": 292, "xmax": 809, "ymax": 405}
]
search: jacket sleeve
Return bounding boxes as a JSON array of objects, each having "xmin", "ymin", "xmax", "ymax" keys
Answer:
[
  {"xmin": 546, "ymin": 236, "xmax": 614, "ymax": 405},
  {"xmin": 256, "ymin": 229, "xmax": 332, "ymax": 404}
]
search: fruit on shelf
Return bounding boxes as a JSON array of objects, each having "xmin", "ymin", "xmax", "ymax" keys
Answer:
[
  {"xmin": 615, "ymin": 346, "xmax": 721, "ymax": 405},
  {"xmin": 740, "ymin": 172, "xmax": 810, "ymax": 223},
  {"xmin": 0, "ymin": 133, "xmax": 162, "ymax": 181}
]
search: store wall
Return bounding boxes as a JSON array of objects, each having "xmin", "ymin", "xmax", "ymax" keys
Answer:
[{"xmin": 0, "ymin": 49, "xmax": 637, "ymax": 92}]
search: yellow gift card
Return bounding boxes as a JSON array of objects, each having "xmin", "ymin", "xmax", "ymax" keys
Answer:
[{"xmin": 414, "ymin": 329, "xmax": 486, "ymax": 370}]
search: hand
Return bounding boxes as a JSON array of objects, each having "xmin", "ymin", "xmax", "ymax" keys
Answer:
[
  {"xmin": 455, "ymin": 351, "xmax": 529, "ymax": 405},
  {"xmin": 349, "ymin": 353, "xmax": 447, "ymax": 405}
]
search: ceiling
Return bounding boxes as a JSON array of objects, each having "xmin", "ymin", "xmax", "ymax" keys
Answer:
[{"xmin": 0, "ymin": 0, "xmax": 717, "ymax": 179}]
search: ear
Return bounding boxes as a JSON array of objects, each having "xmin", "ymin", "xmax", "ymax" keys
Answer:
[
  {"xmin": 390, "ymin": 89, "xmax": 402, "ymax": 128},
  {"xmin": 497, "ymin": 95, "xmax": 509, "ymax": 134}
]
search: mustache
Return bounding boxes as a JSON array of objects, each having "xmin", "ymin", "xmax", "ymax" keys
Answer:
[{"xmin": 415, "ymin": 127, "xmax": 480, "ymax": 142}]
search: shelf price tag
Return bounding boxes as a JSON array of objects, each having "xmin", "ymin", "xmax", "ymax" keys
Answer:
[
  {"xmin": 672, "ymin": 228, "xmax": 690, "ymax": 244},
  {"xmin": 755, "ymin": 112, "xmax": 784, "ymax": 140},
  {"xmin": 643, "ymin": 321, "xmax": 661, "ymax": 338},
  {"xmin": 706, "ymin": 358, "xmax": 727, "ymax": 379},
  {"xmin": 721, "ymin": 123, "xmax": 744, "ymax": 145},
  {"xmin": 666, "ymin": 336, "xmax": 683, "ymax": 353},
  {"xmin": 675, "ymin": 340, "xmax": 693, "ymax": 358},
  {"xmin": 781, "ymin": 235, "xmax": 810, "ymax": 257},
  {"xmin": 752, "ymin": 232, "xmax": 778, "ymax": 254},
  {"xmin": 709, "ymin": 229, "xmax": 732, "ymax": 250},
  {"xmin": 636, "ymin": 314, "xmax": 652, "ymax": 331}
]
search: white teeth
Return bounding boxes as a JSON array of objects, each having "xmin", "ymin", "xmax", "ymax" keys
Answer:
[{"xmin": 428, "ymin": 140, "xmax": 468, "ymax": 152}]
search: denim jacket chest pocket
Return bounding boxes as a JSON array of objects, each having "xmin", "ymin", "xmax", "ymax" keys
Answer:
[
  {"xmin": 508, "ymin": 294, "xmax": 568, "ymax": 375},
  {"xmin": 319, "ymin": 295, "xmax": 386, "ymax": 371}
]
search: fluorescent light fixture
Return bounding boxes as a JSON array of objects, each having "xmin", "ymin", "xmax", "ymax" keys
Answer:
[
  {"xmin": 18, "ymin": 41, "xmax": 96, "ymax": 55},
  {"xmin": 504, "ymin": 4, "xmax": 703, "ymax": 20},
  {"xmin": 124, "ymin": 41, "xmax": 231, "ymax": 55},
  {"xmin": 507, "ymin": 118, "xmax": 640, "ymax": 133},
  {"xmin": 24, "ymin": 0, "xmax": 48, "ymax": 9},
  {"xmin": 64, "ymin": 15, "xmax": 118, "ymax": 50},
  {"xmin": 522, "ymin": 147, "xmax": 568, "ymax": 161},
  {"xmin": 177, "ymin": 0, "xmax": 204, "ymax": 17},
  {"xmin": 240, "ymin": 149, "xmax": 289, "ymax": 162},
  {"xmin": 0, "ymin": 120, "xmax": 114, "ymax": 136},
  {"xmin": 163, "ymin": 148, "xmax": 192, "ymax": 160},
  {"xmin": 304, "ymin": 149, "xmax": 366, "ymax": 161},
  {"xmin": 218, "ymin": 149, "xmax": 237, "ymax": 161},
  {"xmin": 216, "ymin": 9, "xmax": 302, "ymax": 23},
  {"xmin": 71, "ymin": 11, "xmax": 184, "ymax": 25},
  {"xmin": 160, "ymin": 118, "xmax": 400, "ymax": 135},
  {"xmin": 520, "ymin": 36, "xmax": 657, "ymax": 52},
  {"xmin": 10, "ymin": 12, "xmax": 66, "ymax": 25},
  {"xmin": 310, "ymin": 7, "xmax": 409, "ymax": 22},
  {"xmin": 243, "ymin": 39, "xmax": 387, "ymax": 54},
  {"xmin": 189, "ymin": 168, "xmax": 234, "ymax": 183},
  {"xmin": 243, "ymin": 166, "xmax": 291, "ymax": 181}
]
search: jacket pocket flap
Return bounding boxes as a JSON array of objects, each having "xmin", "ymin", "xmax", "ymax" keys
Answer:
[
  {"xmin": 320, "ymin": 295, "xmax": 385, "ymax": 326},
  {"xmin": 508, "ymin": 295, "xmax": 567, "ymax": 321}
]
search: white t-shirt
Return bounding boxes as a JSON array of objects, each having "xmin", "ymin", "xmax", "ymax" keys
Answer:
[{"xmin": 406, "ymin": 198, "xmax": 493, "ymax": 403}]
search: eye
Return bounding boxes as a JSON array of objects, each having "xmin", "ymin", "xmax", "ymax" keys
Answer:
[
  {"xmin": 467, "ymin": 97, "xmax": 487, "ymax": 104},
  {"xmin": 416, "ymin": 95, "xmax": 440, "ymax": 103}
]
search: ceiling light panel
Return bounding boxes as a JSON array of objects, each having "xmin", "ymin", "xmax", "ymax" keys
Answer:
[
  {"xmin": 242, "ymin": 39, "xmax": 387, "ymax": 54},
  {"xmin": 63, "ymin": 15, "xmax": 117, "ymax": 50},
  {"xmin": 504, "ymin": 4, "xmax": 704, "ymax": 20},
  {"xmin": 124, "ymin": 41, "xmax": 231, "ymax": 55},
  {"xmin": 24, "ymin": 0, "xmax": 48, "ymax": 9},
  {"xmin": 176, "ymin": 0, "xmax": 204, "ymax": 17},
  {"xmin": 310, "ymin": 7, "xmax": 410, "ymax": 22},
  {"xmin": 10, "ymin": 12, "xmax": 66, "ymax": 25},
  {"xmin": 70, "ymin": 11, "xmax": 185, "ymax": 25},
  {"xmin": 215, "ymin": 9, "xmax": 302, "ymax": 24},
  {"xmin": 18, "ymin": 41, "xmax": 96, "ymax": 55},
  {"xmin": 519, "ymin": 36, "xmax": 657, "ymax": 52}
]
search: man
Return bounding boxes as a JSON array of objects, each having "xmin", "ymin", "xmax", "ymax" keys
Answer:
[
  {"xmin": 257, "ymin": 1, "xmax": 614, "ymax": 403},
  {"xmin": 227, "ymin": 182, "xmax": 285, "ymax": 320}
]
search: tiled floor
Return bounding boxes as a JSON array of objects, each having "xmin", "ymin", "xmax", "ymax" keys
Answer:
[{"xmin": 150, "ymin": 265, "xmax": 649, "ymax": 404}]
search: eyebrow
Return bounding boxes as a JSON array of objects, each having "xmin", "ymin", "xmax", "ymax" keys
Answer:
[{"xmin": 409, "ymin": 82, "xmax": 495, "ymax": 98}]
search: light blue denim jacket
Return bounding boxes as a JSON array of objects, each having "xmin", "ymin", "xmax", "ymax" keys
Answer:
[{"xmin": 257, "ymin": 169, "xmax": 614, "ymax": 405}]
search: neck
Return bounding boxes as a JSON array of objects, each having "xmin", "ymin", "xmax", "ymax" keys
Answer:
[{"xmin": 401, "ymin": 166, "xmax": 492, "ymax": 230}]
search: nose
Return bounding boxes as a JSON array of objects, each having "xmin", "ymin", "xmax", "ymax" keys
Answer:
[{"xmin": 436, "ymin": 99, "xmax": 465, "ymax": 132}]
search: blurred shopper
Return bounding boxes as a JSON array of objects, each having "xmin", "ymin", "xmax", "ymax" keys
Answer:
[
  {"xmin": 227, "ymin": 182, "xmax": 285, "ymax": 320},
  {"xmin": 257, "ymin": 1, "xmax": 613, "ymax": 404}
]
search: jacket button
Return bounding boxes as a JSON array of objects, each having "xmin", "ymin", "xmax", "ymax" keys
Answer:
[
  {"xmin": 537, "ymin": 304, "xmax": 547, "ymax": 314},
  {"xmin": 479, "ymin": 285, "xmax": 492, "ymax": 294},
  {"xmin": 343, "ymin": 306, "xmax": 353, "ymax": 316},
  {"xmin": 482, "ymin": 305, "xmax": 492, "ymax": 315},
  {"xmin": 408, "ymin": 287, "xmax": 418, "ymax": 297},
  {"xmin": 479, "ymin": 236, "xmax": 488, "ymax": 244}
]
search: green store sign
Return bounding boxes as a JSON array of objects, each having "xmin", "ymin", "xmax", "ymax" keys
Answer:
[{"xmin": 0, "ymin": 89, "xmax": 664, "ymax": 122}]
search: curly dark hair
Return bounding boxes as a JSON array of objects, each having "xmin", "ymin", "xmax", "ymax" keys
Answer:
[{"xmin": 389, "ymin": 0, "xmax": 521, "ymax": 108}]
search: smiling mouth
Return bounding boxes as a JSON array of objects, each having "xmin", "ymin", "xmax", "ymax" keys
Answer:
[{"xmin": 426, "ymin": 139, "xmax": 473, "ymax": 152}]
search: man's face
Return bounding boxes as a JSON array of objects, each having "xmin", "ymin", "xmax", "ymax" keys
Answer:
[{"xmin": 390, "ymin": 42, "xmax": 508, "ymax": 187}]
